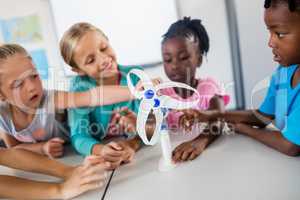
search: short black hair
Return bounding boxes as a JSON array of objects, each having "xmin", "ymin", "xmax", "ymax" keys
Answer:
[
  {"xmin": 264, "ymin": 0, "xmax": 300, "ymax": 12},
  {"xmin": 162, "ymin": 16, "xmax": 209, "ymax": 56}
]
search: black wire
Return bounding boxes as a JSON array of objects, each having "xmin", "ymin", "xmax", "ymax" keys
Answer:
[{"xmin": 101, "ymin": 169, "xmax": 115, "ymax": 200}]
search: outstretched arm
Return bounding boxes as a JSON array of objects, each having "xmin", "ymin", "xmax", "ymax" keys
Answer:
[
  {"xmin": 214, "ymin": 109, "xmax": 273, "ymax": 127},
  {"xmin": 0, "ymin": 148, "xmax": 73, "ymax": 178},
  {"xmin": 54, "ymin": 85, "xmax": 135, "ymax": 110},
  {"xmin": 181, "ymin": 109, "xmax": 274, "ymax": 129},
  {"xmin": 1, "ymin": 132, "xmax": 64, "ymax": 158},
  {"xmin": 54, "ymin": 78, "xmax": 162, "ymax": 110},
  {"xmin": 0, "ymin": 148, "xmax": 71, "ymax": 199},
  {"xmin": 0, "ymin": 175, "xmax": 64, "ymax": 199},
  {"xmin": 0, "ymin": 149, "xmax": 109, "ymax": 199},
  {"xmin": 234, "ymin": 123, "xmax": 300, "ymax": 156}
]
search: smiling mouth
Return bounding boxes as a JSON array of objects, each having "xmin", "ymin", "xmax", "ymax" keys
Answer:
[
  {"xmin": 101, "ymin": 62, "xmax": 114, "ymax": 72},
  {"xmin": 29, "ymin": 94, "xmax": 39, "ymax": 102}
]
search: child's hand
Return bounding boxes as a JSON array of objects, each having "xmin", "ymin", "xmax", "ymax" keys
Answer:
[
  {"xmin": 117, "ymin": 141, "xmax": 135, "ymax": 164},
  {"xmin": 42, "ymin": 137, "xmax": 65, "ymax": 158},
  {"xmin": 119, "ymin": 109, "xmax": 137, "ymax": 133},
  {"xmin": 107, "ymin": 108, "xmax": 137, "ymax": 136},
  {"xmin": 113, "ymin": 107, "xmax": 137, "ymax": 133},
  {"xmin": 179, "ymin": 109, "xmax": 211, "ymax": 131},
  {"xmin": 106, "ymin": 114, "xmax": 122, "ymax": 136},
  {"xmin": 98, "ymin": 142, "xmax": 124, "ymax": 170},
  {"xmin": 59, "ymin": 156, "xmax": 110, "ymax": 200},
  {"xmin": 179, "ymin": 113, "xmax": 196, "ymax": 132},
  {"xmin": 151, "ymin": 78, "xmax": 162, "ymax": 87},
  {"xmin": 135, "ymin": 78, "xmax": 162, "ymax": 91},
  {"xmin": 172, "ymin": 137, "xmax": 209, "ymax": 163}
]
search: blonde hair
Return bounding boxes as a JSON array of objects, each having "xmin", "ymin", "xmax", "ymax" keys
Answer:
[
  {"xmin": 0, "ymin": 44, "xmax": 31, "ymax": 85},
  {"xmin": 59, "ymin": 22, "xmax": 107, "ymax": 68},
  {"xmin": 0, "ymin": 44, "xmax": 30, "ymax": 63}
]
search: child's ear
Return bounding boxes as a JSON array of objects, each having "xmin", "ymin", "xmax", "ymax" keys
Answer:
[
  {"xmin": 197, "ymin": 54, "xmax": 203, "ymax": 67},
  {"xmin": 71, "ymin": 67, "xmax": 85, "ymax": 76},
  {"xmin": 0, "ymin": 92, "xmax": 6, "ymax": 102}
]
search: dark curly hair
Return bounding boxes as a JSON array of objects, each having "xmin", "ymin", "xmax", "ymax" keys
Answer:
[
  {"xmin": 162, "ymin": 16, "xmax": 209, "ymax": 56},
  {"xmin": 264, "ymin": 0, "xmax": 300, "ymax": 11}
]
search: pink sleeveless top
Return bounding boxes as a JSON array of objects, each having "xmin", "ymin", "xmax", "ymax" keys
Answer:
[{"xmin": 160, "ymin": 77, "xmax": 230, "ymax": 130}]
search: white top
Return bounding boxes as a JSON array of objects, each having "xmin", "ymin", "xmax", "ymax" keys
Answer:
[{"xmin": 0, "ymin": 90, "xmax": 69, "ymax": 143}]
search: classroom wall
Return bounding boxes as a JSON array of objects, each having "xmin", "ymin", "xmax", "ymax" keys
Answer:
[
  {"xmin": 234, "ymin": 0, "xmax": 277, "ymax": 109},
  {"xmin": 175, "ymin": 0, "xmax": 237, "ymax": 109},
  {"xmin": 0, "ymin": 0, "xmax": 276, "ymax": 110},
  {"xmin": 0, "ymin": 0, "xmax": 68, "ymax": 91},
  {"xmin": 174, "ymin": 0, "xmax": 278, "ymax": 109}
]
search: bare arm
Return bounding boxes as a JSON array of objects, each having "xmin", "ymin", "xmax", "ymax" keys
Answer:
[
  {"xmin": 1, "ymin": 132, "xmax": 64, "ymax": 158},
  {"xmin": 54, "ymin": 85, "xmax": 135, "ymax": 110},
  {"xmin": 0, "ymin": 148, "xmax": 73, "ymax": 178},
  {"xmin": 235, "ymin": 123, "xmax": 300, "ymax": 156},
  {"xmin": 183, "ymin": 109, "xmax": 274, "ymax": 128},
  {"xmin": 0, "ymin": 131, "xmax": 20, "ymax": 147},
  {"xmin": 14, "ymin": 142, "xmax": 46, "ymax": 154},
  {"xmin": 0, "ymin": 149, "xmax": 108, "ymax": 199},
  {"xmin": 198, "ymin": 95, "xmax": 226, "ymax": 146},
  {"xmin": 1, "ymin": 132, "xmax": 45, "ymax": 155},
  {"xmin": 215, "ymin": 109, "xmax": 274, "ymax": 127},
  {"xmin": 0, "ymin": 175, "xmax": 62, "ymax": 199},
  {"xmin": 180, "ymin": 94, "xmax": 273, "ymax": 131}
]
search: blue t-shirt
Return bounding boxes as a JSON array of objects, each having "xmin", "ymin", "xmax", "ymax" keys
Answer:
[
  {"xmin": 259, "ymin": 64, "xmax": 300, "ymax": 146},
  {"xmin": 68, "ymin": 65, "xmax": 141, "ymax": 156}
]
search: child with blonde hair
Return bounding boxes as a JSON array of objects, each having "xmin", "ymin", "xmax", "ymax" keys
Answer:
[
  {"xmin": 0, "ymin": 44, "xmax": 138, "ymax": 158},
  {"xmin": 60, "ymin": 22, "xmax": 147, "ymax": 169}
]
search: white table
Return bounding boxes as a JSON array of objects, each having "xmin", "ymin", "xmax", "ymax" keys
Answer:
[
  {"xmin": 1, "ymin": 134, "xmax": 300, "ymax": 200},
  {"xmin": 106, "ymin": 134, "xmax": 300, "ymax": 200}
]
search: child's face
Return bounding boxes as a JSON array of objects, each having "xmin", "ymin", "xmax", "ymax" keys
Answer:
[
  {"xmin": 264, "ymin": 4, "xmax": 300, "ymax": 66},
  {"xmin": 162, "ymin": 37, "xmax": 202, "ymax": 84},
  {"xmin": 0, "ymin": 54, "xmax": 43, "ymax": 110},
  {"xmin": 73, "ymin": 31, "xmax": 118, "ymax": 80}
]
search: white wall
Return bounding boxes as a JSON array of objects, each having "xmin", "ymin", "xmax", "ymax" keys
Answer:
[
  {"xmin": 0, "ymin": 0, "xmax": 275, "ymax": 110},
  {"xmin": 172, "ymin": 0, "xmax": 278, "ymax": 109},
  {"xmin": 50, "ymin": 0, "xmax": 178, "ymax": 75},
  {"xmin": 176, "ymin": 0, "xmax": 236, "ymax": 108},
  {"xmin": 234, "ymin": 0, "xmax": 277, "ymax": 109},
  {"xmin": 0, "ymin": 0, "xmax": 68, "ymax": 91}
]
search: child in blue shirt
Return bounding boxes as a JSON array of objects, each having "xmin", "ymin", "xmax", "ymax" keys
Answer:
[{"xmin": 179, "ymin": 0, "xmax": 300, "ymax": 156}]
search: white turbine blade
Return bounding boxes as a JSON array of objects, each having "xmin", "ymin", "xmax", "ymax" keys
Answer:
[
  {"xmin": 136, "ymin": 100, "xmax": 154, "ymax": 145},
  {"xmin": 155, "ymin": 81, "xmax": 200, "ymax": 110},
  {"xmin": 127, "ymin": 72, "xmax": 143, "ymax": 99},
  {"xmin": 147, "ymin": 109, "xmax": 163, "ymax": 146},
  {"xmin": 155, "ymin": 81, "xmax": 200, "ymax": 98},
  {"xmin": 158, "ymin": 95, "xmax": 198, "ymax": 110},
  {"xmin": 127, "ymin": 69, "xmax": 154, "ymax": 99}
]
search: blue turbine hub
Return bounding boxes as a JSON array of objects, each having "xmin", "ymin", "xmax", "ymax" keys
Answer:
[
  {"xmin": 154, "ymin": 98, "xmax": 160, "ymax": 107},
  {"xmin": 144, "ymin": 89, "xmax": 160, "ymax": 108},
  {"xmin": 144, "ymin": 89, "xmax": 155, "ymax": 99}
]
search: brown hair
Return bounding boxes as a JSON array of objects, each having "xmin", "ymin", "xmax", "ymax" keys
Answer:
[{"xmin": 59, "ymin": 22, "xmax": 107, "ymax": 68}]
